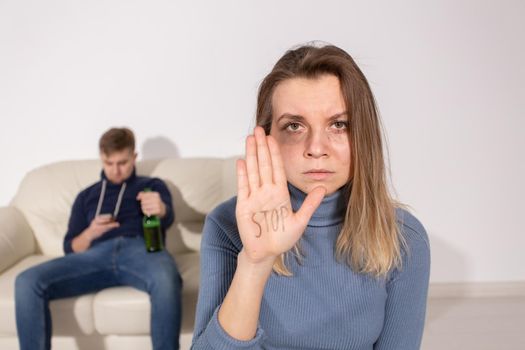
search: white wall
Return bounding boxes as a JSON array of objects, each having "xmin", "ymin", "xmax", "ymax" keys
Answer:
[{"xmin": 1, "ymin": 0, "xmax": 523, "ymax": 283}]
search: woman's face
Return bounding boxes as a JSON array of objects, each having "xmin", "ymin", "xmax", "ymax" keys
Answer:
[{"xmin": 269, "ymin": 74, "xmax": 351, "ymax": 195}]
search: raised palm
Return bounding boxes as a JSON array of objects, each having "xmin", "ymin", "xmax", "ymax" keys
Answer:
[{"xmin": 236, "ymin": 127, "xmax": 326, "ymax": 264}]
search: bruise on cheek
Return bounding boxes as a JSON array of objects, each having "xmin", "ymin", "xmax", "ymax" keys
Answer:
[{"xmin": 273, "ymin": 129, "xmax": 305, "ymax": 145}]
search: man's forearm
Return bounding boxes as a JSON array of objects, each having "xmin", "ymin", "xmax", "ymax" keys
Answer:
[{"xmin": 71, "ymin": 228, "xmax": 94, "ymax": 253}]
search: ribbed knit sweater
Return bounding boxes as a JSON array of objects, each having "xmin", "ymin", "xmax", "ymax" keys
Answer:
[{"xmin": 192, "ymin": 185, "xmax": 430, "ymax": 349}]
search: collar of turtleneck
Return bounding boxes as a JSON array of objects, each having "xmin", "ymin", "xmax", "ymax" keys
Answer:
[{"xmin": 288, "ymin": 183, "xmax": 348, "ymax": 227}]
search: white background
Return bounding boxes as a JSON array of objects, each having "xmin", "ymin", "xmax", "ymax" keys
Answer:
[{"xmin": 1, "ymin": 0, "xmax": 524, "ymax": 283}]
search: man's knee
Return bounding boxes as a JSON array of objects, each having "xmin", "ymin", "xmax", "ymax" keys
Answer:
[
  {"xmin": 149, "ymin": 262, "xmax": 182, "ymax": 294},
  {"xmin": 15, "ymin": 268, "xmax": 43, "ymax": 298}
]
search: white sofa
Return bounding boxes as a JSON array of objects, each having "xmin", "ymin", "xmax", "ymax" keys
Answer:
[{"xmin": 0, "ymin": 158, "xmax": 237, "ymax": 350}]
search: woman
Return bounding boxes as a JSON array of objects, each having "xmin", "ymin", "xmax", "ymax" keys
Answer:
[{"xmin": 191, "ymin": 44, "xmax": 430, "ymax": 349}]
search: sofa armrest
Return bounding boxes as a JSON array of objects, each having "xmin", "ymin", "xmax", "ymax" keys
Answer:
[{"xmin": 0, "ymin": 206, "xmax": 35, "ymax": 273}]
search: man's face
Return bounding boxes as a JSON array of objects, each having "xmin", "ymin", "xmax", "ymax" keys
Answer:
[{"xmin": 100, "ymin": 149, "xmax": 137, "ymax": 184}]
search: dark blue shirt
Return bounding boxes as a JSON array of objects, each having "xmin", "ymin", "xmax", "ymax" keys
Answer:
[{"xmin": 63, "ymin": 169, "xmax": 174, "ymax": 254}]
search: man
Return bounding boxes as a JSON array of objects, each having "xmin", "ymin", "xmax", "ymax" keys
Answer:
[{"xmin": 15, "ymin": 127, "xmax": 182, "ymax": 350}]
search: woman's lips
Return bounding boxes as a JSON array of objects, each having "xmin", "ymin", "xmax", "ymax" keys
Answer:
[{"xmin": 303, "ymin": 169, "xmax": 334, "ymax": 180}]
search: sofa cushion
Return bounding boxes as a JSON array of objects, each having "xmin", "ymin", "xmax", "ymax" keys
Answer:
[
  {"xmin": 0, "ymin": 255, "xmax": 95, "ymax": 336},
  {"xmin": 0, "ymin": 207, "xmax": 35, "ymax": 274},
  {"xmin": 93, "ymin": 287, "xmax": 150, "ymax": 335}
]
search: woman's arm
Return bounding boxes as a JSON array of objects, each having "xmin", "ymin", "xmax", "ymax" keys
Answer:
[
  {"xmin": 374, "ymin": 211, "xmax": 431, "ymax": 349},
  {"xmin": 192, "ymin": 209, "xmax": 270, "ymax": 349},
  {"xmin": 191, "ymin": 206, "xmax": 274, "ymax": 349},
  {"xmin": 219, "ymin": 128, "xmax": 325, "ymax": 340},
  {"xmin": 217, "ymin": 250, "xmax": 274, "ymax": 340}
]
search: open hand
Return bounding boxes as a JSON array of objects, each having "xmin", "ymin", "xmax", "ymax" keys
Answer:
[{"xmin": 236, "ymin": 126, "xmax": 326, "ymax": 265}]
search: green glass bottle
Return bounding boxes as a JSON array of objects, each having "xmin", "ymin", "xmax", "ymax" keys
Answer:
[{"xmin": 142, "ymin": 188, "xmax": 163, "ymax": 253}]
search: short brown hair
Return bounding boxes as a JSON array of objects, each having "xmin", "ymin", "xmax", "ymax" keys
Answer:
[{"xmin": 99, "ymin": 127, "xmax": 135, "ymax": 155}]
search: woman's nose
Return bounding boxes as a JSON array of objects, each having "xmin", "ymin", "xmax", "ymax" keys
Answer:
[{"xmin": 304, "ymin": 130, "xmax": 329, "ymax": 159}]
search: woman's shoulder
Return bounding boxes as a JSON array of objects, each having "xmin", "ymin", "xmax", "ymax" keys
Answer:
[
  {"xmin": 207, "ymin": 196, "xmax": 238, "ymax": 226},
  {"xmin": 390, "ymin": 207, "xmax": 431, "ymax": 282},
  {"xmin": 395, "ymin": 207, "xmax": 430, "ymax": 250},
  {"xmin": 202, "ymin": 196, "xmax": 242, "ymax": 249}
]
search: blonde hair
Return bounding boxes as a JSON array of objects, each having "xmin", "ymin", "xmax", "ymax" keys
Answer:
[{"xmin": 256, "ymin": 44, "xmax": 403, "ymax": 277}]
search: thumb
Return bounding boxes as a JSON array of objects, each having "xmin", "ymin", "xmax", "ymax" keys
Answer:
[
  {"xmin": 296, "ymin": 186, "xmax": 326, "ymax": 226},
  {"xmin": 136, "ymin": 192, "xmax": 143, "ymax": 201}
]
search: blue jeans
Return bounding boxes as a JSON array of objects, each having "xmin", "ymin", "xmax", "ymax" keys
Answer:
[{"xmin": 15, "ymin": 236, "xmax": 182, "ymax": 350}]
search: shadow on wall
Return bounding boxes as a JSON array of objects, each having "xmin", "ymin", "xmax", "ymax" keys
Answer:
[
  {"xmin": 426, "ymin": 232, "xmax": 467, "ymax": 324},
  {"xmin": 141, "ymin": 136, "xmax": 180, "ymax": 159}
]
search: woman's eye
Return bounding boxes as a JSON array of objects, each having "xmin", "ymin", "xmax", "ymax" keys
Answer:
[
  {"xmin": 332, "ymin": 121, "xmax": 348, "ymax": 130},
  {"xmin": 285, "ymin": 122, "xmax": 302, "ymax": 132}
]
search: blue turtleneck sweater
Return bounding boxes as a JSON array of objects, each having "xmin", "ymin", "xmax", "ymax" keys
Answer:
[
  {"xmin": 192, "ymin": 185, "xmax": 430, "ymax": 349},
  {"xmin": 63, "ymin": 169, "xmax": 174, "ymax": 254}
]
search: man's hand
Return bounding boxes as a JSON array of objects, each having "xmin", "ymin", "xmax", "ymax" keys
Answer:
[
  {"xmin": 87, "ymin": 214, "xmax": 120, "ymax": 240},
  {"xmin": 71, "ymin": 214, "xmax": 119, "ymax": 253},
  {"xmin": 137, "ymin": 191, "xmax": 167, "ymax": 218}
]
